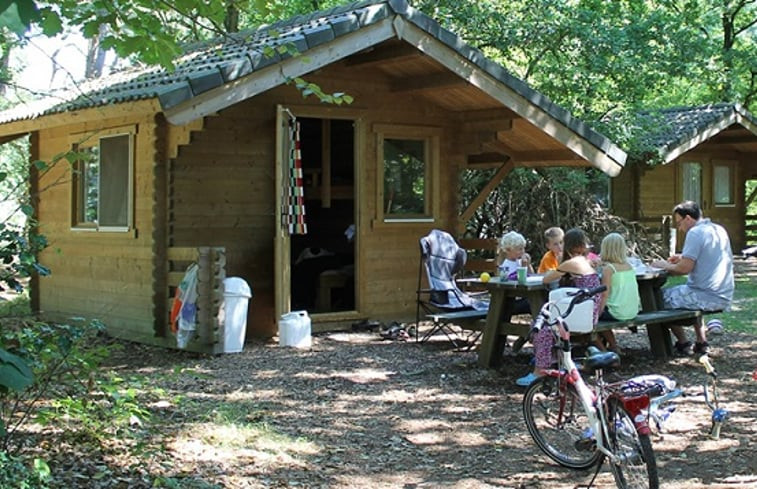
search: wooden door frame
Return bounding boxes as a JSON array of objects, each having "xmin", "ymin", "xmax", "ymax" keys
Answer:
[{"xmin": 274, "ymin": 104, "xmax": 365, "ymax": 324}]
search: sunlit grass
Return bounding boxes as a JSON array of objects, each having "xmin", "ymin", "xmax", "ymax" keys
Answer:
[
  {"xmin": 662, "ymin": 266, "xmax": 756, "ymax": 335},
  {"xmin": 0, "ymin": 292, "xmax": 31, "ymax": 317}
]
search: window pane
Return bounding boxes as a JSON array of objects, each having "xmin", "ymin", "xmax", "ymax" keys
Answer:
[
  {"xmin": 681, "ymin": 162, "xmax": 701, "ymax": 204},
  {"xmin": 78, "ymin": 147, "xmax": 99, "ymax": 224},
  {"xmin": 713, "ymin": 165, "xmax": 732, "ymax": 205},
  {"xmin": 98, "ymin": 135, "xmax": 130, "ymax": 227},
  {"xmin": 383, "ymin": 138, "xmax": 426, "ymax": 215}
]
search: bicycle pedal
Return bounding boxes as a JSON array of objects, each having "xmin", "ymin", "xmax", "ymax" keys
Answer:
[{"xmin": 574, "ymin": 437, "xmax": 596, "ymax": 451}]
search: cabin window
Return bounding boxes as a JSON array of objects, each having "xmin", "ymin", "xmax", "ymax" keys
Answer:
[
  {"xmin": 375, "ymin": 125, "xmax": 439, "ymax": 222},
  {"xmin": 713, "ymin": 164, "xmax": 734, "ymax": 205},
  {"xmin": 681, "ymin": 162, "xmax": 701, "ymax": 205},
  {"xmin": 72, "ymin": 133, "xmax": 133, "ymax": 231}
]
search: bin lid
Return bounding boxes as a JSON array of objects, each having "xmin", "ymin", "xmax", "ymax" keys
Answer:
[{"xmin": 223, "ymin": 277, "xmax": 252, "ymax": 298}]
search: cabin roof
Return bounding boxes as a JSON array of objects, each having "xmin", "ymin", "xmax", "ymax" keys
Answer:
[
  {"xmin": 0, "ymin": 0, "xmax": 627, "ymax": 175},
  {"xmin": 632, "ymin": 103, "xmax": 757, "ymax": 164}
]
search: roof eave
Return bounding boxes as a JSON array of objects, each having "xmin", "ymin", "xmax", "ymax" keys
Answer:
[
  {"xmin": 163, "ymin": 17, "xmax": 397, "ymax": 126},
  {"xmin": 658, "ymin": 109, "xmax": 740, "ymax": 165}
]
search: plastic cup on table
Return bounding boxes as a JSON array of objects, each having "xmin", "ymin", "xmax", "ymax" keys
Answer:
[{"xmin": 517, "ymin": 266, "xmax": 528, "ymax": 284}]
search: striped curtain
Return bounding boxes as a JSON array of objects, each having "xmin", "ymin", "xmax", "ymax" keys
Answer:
[{"xmin": 282, "ymin": 118, "xmax": 307, "ymax": 235}]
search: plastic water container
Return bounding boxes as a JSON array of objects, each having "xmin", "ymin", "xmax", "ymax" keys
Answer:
[
  {"xmin": 279, "ymin": 310, "xmax": 311, "ymax": 348},
  {"xmin": 222, "ymin": 277, "xmax": 252, "ymax": 353}
]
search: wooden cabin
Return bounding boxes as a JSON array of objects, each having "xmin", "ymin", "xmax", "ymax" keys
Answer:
[
  {"xmin": 0, "ymin": 0, "xmax": 626, "ymax": 352},
  {"xmin": 611, "ymin": 104, "xmax": 757, "ymax": 252}
]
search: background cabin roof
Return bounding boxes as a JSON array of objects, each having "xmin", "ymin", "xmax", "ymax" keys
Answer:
[
  {"xmin": 631, "ymin": 103, "xmax": 757, "ymax": 164},
  {"xmin": 0, "ymin": 0, "xmax": 627, "ymax": 174}
]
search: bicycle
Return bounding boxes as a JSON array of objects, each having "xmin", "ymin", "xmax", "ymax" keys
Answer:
[
  {"xmin": 644, "ymin": 355, "xmax": 729, "ymax": 440},
  {"xmin": 522, "ymin": 285, "xmax": 664, "ymax": 489}
]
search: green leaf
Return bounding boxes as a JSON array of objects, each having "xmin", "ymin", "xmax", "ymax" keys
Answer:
[
  {"xmin": 38, "ymin": 7, "xmax": 62, "ymax": 36},
  {"xmin": 21, "ymin": 203, "xmax": 33, "ymax": 216},
  {"xmin": 0, "ymin": 348, "xmax": 34, "ymax": 392},
  {"xmin": 33, "ymin": 159, "xmax": 48, "ymax": 170},
  {"xmin": 0, "ymin": 1, "xmax": 27, "ymax": 35},
  {"xmin": 33, "ymin": 458, "xmax": 51, "ymax": 479},
  {"xmin": 14, "ymin": 0, "xmax": 39, "ymax": 26},
  {"xmin": 0, "ymin": 171, "xmax": 6, "ymax": 183}
]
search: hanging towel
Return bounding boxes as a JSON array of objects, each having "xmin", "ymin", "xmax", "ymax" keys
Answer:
[
  {"xmin": 282, "ymin": 119, "xmax": 307, "ymax": 235},
  {"xmin": 170, "ymin": 263, "xmax": 199, "ymax": 349}
]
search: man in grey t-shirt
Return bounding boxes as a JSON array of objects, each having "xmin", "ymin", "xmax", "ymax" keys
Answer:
[{"xmin": 651, "ymin": 201, "xmax": 734, "ymax": 355}]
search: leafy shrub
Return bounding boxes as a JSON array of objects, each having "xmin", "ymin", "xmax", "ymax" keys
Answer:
[
  {"xmin": 0, "ymin": 318, "xmax": 107, "ymax": 452},
  {"xmin": 0, "ymin": 451, "xmax": 51, "ymax": 489}
]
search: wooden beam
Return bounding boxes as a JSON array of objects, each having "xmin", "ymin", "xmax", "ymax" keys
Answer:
[
  {"xmin": 462, "ymin": 118, "xmax": 513, "ymax": 133},
  {"xmin": 392, "ymin": 18, "xmax": 626, "ymax": 176},
  {"xmin": 390, "ymin": 71, "xmax": 466, "ymax": 94},
  {"xmin": 0, "ymin": 133, "xmax": 27, "ymax": 145},
  {"xmin": 467, "ymin": 152, "xmax": 508, "ymax": 167},
  {"xmin": 344, "ymin": 42, "xmax": 420, "ymax": 67},
  {"xmin": 460, "ymin": 160, "xmax": 514, "ymax": 225}
]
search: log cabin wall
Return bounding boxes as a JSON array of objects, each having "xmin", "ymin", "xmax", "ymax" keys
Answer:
[
  {"xmin": 168, "ymin": 66, "xmax": 468, "ymax": 337},
  {"xmin": 33, "ymin": 101, "xmax": 170, "ymax": 345},
  {"xmin": 618, "ymin": 146, "xmax": 753, "ymax": 252}
]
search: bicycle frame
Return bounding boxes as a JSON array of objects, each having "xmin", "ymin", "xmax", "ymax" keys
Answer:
[{"xmin": 539, "ymin": 301, "xmax": 654, "ymax": 463}]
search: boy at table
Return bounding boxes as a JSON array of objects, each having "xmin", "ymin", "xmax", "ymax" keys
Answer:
[
  {"xmin": 651, "ymin": 201, "xmax": 734, "ymax": 356},
  {"xmin": 495, "ymin": 230, "xmax": 534, "ymax": 327},
  {"xmin": 537, "ymin": 227, "xmax": 564, "ymax": 273}
]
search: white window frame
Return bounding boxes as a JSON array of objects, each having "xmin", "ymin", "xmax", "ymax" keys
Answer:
[
  {"xmin": 374, "ymin": 123, "xmax": 440, "ymax": 223},
  {"xmin": 71, "ymin": 130, "xmax": 134, "ymax": 232}
]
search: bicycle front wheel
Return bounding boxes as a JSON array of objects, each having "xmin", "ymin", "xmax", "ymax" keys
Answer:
[
  {"xmin": 523, "ymin": 375, "xmax": 602, "ymax": 470},
  {"xmin": 606, "ymin": 398, "xmax": 659, "ymax": 489}
]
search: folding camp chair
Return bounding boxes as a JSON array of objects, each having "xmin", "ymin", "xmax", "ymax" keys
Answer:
[{"xmin": 416, "ymin": 229, "xmax": 489, "ymax": 348}]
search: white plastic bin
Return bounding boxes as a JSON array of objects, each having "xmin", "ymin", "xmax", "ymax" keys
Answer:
[
  {"xmin": 279, "ymin": 310, "xmax": 311, "ymax": 348},
  {"xmin": 222, "ymin": 277, "xmax": 252, "ymax": 353}
]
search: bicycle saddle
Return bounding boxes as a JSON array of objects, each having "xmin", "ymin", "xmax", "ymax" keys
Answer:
[{"xmin": 582, "ymin": 351, "xmax": 621, "ymax": 372}]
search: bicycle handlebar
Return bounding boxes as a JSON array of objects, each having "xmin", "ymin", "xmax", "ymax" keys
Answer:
[{"xmin": 531, "ymin": 285, "xmax": 607, "ymax": 333}]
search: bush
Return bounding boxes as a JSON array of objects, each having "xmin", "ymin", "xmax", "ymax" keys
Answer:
[
  {"xmin": 460, "ymin": 167, "xmax": 668, "ymax": 260},
  {"xmin": 0, "ymin": 451, "xmax": 51, "ymax": 489}
]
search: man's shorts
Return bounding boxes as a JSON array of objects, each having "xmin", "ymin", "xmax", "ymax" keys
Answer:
[{"xmin": 662, "ymin": 285, "xmax": 729, "ymax": 312}]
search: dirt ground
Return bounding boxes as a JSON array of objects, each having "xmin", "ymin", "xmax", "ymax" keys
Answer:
[
  {"xmin": 13, "ymin": 263, "xmax": 757, "ymax": 488},
  {"xmin": 85, "ymin": 318, "xmax": 757, "ymax": 489}
]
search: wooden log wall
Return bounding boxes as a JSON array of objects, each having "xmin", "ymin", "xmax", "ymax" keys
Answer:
[{"xmin": 33, "ymin": 102, "xmax": 165, "ymax": 345}]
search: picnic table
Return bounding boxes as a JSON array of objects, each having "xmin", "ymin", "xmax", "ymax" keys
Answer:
[{"xmin": 476, "ymin": 268, "xmax": 698, "ymax": 368}]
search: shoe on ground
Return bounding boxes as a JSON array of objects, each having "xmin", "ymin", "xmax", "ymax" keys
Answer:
[
  {"xmin": 694, "ymin": 341, "xmax": 710, "ymax": 355},
  {"xmin": 674, "ymin": 341, "xmax": 693, "ymax": 356},
  {"xmin": 707, "ymin": 319, "xmax": 724, "ymax": 335},
  {"xmin": 516, "ymin": 372, "xmax": 541, "ymax": 387}
]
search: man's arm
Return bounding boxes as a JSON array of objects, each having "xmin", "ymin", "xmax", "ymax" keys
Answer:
[{"xmin": 651, "ymin": 256, "xmax": 695, "ymax": 275}]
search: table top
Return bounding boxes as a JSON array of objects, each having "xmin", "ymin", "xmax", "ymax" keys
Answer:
[{"xmin": 477, "ymin": 267, "xmax": 667, "ymax": 291}]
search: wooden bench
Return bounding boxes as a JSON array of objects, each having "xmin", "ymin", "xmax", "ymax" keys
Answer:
[
  {"xmin": 457, "ymin": 238, "xmax": 499, "ymax": 293},
  {"xmin": 594, "ymin": 309, "xmax": 702, "ymax": 359}
]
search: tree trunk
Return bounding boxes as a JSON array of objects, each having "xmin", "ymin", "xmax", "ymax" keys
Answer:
[{"xmin": 85, "ymin": 24, "xmax": 108, "ymax": 79}]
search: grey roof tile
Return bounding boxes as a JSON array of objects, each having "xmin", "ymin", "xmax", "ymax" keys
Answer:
[{"xmin": 633, "ymin": 103, "xmax": 756, "ymax": 156}]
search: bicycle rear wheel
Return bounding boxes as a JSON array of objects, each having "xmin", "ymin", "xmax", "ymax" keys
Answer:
[
  {"xmin": 523, "ymin": 375, "xmax": 602, "ymax": 470},
  {"xmin": 606, "ymin": 398, "xmax": 659, "ymax": 489}
]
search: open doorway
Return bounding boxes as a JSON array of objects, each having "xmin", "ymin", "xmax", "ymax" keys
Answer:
[{"xmin": 289, "ymin": 118, "xmax": 356, "ymax": 314}]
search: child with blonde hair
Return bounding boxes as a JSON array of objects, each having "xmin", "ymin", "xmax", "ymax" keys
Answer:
[
  {"xmin": 596, "ymin": 233, "xmax": 641, "ymax": 352},
  {"xmin": 497, "ymin": 231, "xmax": 534, "ymax": 280},
  {"xmin": 537, "ymin": 227, "xmax": 564, "ymax": 273}
]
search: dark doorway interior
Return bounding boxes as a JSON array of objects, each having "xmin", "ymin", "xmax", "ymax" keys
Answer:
[{"xmin": 290, "ymin": 118, "xmax": 356, "ymax": 313}]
